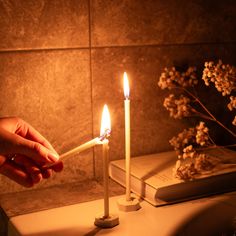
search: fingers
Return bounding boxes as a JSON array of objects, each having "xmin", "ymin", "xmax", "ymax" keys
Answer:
[
  {"xmin": 41, "ymin": 168, "xmax": 53, "ymax": 179},
  {"xmin": 0, "ymin": 117, "xmax": 63, "ymax": 187},
  {"xmin": 50, "ymin": 161, "xmax": 64, "ymax": 172},
  {"xmin": 13, "ymin": 155, "xmax": 43, "ymax": 184},
  {"xmin": 0, "ymin": 128, "xmax": 59, "ymax": 166},
  {"xmin": 11, "ymin": 118, "xmax": 59, "ymax": 164},
  {"xmin": 0, "ymin": 154, "xmax": 62, "ymax": 187},
  {"xmin": 0, "ymin": 160, "xmax": 34, "ymax": 188},
  {"xmin": 15, "ymin": 119, "xmax": 58, "ymax": 154},
  {"xmin": 10, "ymin": 133, "xmax": 59, "ymax": 165},
  {"xmin": 13, "ymin": 155, "xmax": 63, "ymax": 181},
  {"xmin": 42, "ymin": 161, "xmax": 64, "ymax": 173}
]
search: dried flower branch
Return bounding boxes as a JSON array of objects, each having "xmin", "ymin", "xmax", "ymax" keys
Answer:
[
  {"xmin": 158, "ymin": 60, "xmax": 236, "ymax": 180},
  {"xmin": 202, "ymin": 60, "xmax": 236, "ymax": 96}
]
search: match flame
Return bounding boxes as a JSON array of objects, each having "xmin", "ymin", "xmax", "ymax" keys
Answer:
[
  {"xmin": 123, "ymin": 72, "xmax": 130, "ymax": 99},
  {"xmin": 100, "ymin": 104, "xmax": 111, "ymax": 138}
]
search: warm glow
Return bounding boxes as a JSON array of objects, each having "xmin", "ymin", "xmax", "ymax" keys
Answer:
[
  {"xmin": 123, "ymin": 72, "xmax": 130, "ymax": 99},
  {"xmin": 100, "ymin": 104, "xmax": 111, "ymax": 137}
]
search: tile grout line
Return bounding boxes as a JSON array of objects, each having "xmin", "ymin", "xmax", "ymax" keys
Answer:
[
  {"xmin": 0, "ymin": 41, "xmax": 235, "ymax": 54},
  {"xmin": 88, "ymin": 0, "xmax": 96, "ymax": 179}
]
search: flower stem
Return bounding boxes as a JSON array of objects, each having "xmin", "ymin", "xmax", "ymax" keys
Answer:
[
  {"xmin": 182, "ymin": 88, "xmax": 236, "ymax": 138},
  {"xmin": 191, "ymin": 110, "xmax": 215, "ymax": 121}
]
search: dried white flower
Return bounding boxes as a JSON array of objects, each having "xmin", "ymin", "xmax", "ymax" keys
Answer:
[
  {"xmin": 163, "ymin": 94, "xmax": 193, "ymax": 119},
  {"xmin": 233, "ymin": 116, "xmax": 236, "ymax": 126},
  {"xmin": 196, "ymin": 122, "xmax": 209, "ymax": 146},
  {"xmin": 228, "ymin": 96, "xmax": 236, "ymax": 111},
  {"xmin": 202, "ymin": 60, "xmax": 236, "ymax": 96},
  {"xmin": 158, "ymin": 66, "xmax": 198, "ymax": 90}
]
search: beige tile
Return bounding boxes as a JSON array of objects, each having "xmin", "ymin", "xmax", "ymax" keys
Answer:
[
  {"xmin": 90, "ymin": 0, "xmax": 236, "ymax": 46},
  {"xmin": 91, "ymin": 44, "xmax": 236, "ymax": 178},
  {"xmin": 0, "ymin": 0, "xmax": 89, "ymax": 50},
  {"xmin": 0, "ymin": 180, "xmax": 124, "ymax": 217},
  {"xmin": 0, "ymin": 49, "xmax": 93, "ymax": 192}
]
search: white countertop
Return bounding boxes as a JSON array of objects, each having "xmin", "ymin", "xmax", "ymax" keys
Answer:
[{"xmin": 8, "ymin": 192, "xmax": 236, "ymax": 236}]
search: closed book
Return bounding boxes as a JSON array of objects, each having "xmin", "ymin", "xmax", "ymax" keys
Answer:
[{"xmin": 109, "ymin": 149, "xmax": 236, "ymax": 206}]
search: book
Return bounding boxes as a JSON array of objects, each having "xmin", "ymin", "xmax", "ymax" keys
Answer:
[{"xmin": 109, "ymin": 149, "xmax": 236, "ymax": 206}]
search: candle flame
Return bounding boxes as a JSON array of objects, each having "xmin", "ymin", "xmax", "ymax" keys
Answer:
[
  {"xmin": 100, "ymin": 104, "xmax": 111, "ymax": 139},
  {"xmin": 123, "ymin": 72, "xmax": 130, "ymax": 99}
]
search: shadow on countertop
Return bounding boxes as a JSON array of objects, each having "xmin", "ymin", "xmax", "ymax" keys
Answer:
[{"xmin": 174, "ymin": 192, "xmax": 236, "ymax": 236}]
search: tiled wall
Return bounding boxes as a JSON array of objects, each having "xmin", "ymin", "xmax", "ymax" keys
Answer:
[{"xmin": 0, "ymin": 0, "xmax": 235, "ymax": 193}]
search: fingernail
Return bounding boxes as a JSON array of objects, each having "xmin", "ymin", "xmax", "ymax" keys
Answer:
[{"xmin": 48, "ymin": 152, "xmax": 59, "ymax": 162}]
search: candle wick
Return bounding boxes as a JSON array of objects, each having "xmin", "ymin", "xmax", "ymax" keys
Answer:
[{"xmin": 99, "ymin": 129, "xmax": 111, "ymax": 141}]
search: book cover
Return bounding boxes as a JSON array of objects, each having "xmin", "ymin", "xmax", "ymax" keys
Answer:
[{"xmin": 109, "ymin": 149, "xmax": 236, "ymax": 206}]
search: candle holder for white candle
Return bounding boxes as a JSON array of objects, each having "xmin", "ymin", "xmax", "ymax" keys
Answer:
[
  {"xmin": 94, "ymin": 214, "xmax": 119, "ymax": 228},
  {"xmin": 117, "ymin": 195, "xmax": 141, "ymax": 212}
]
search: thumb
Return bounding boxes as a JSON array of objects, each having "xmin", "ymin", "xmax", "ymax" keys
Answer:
[{"xmin": 9, "ymin": 133, "xmax": 59, "ymax": 165}]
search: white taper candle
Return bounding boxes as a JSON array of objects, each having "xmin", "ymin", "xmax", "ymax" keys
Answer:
[
  {"xmin": 100, "ymin": 104, "xmax": 111, "ymax": 217},
  {"xmin": 124, "ymin": 72, "xmax": 131, "ymax": 201},
  {"xmin": 103, "ymin": 139, "xmax": 109, "ymax": 217},
  {"xmin": 125, "ymin": 98, "xmax": 131, "ymax": 201},
  {"xmin": 60, "ymin": 137, "xmax": 101, "ymax": 161}
]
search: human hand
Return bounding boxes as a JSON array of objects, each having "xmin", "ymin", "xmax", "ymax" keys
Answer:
[{"xmin": 0, "ymin": 117, "xmax": 63, "ymax": 187}]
